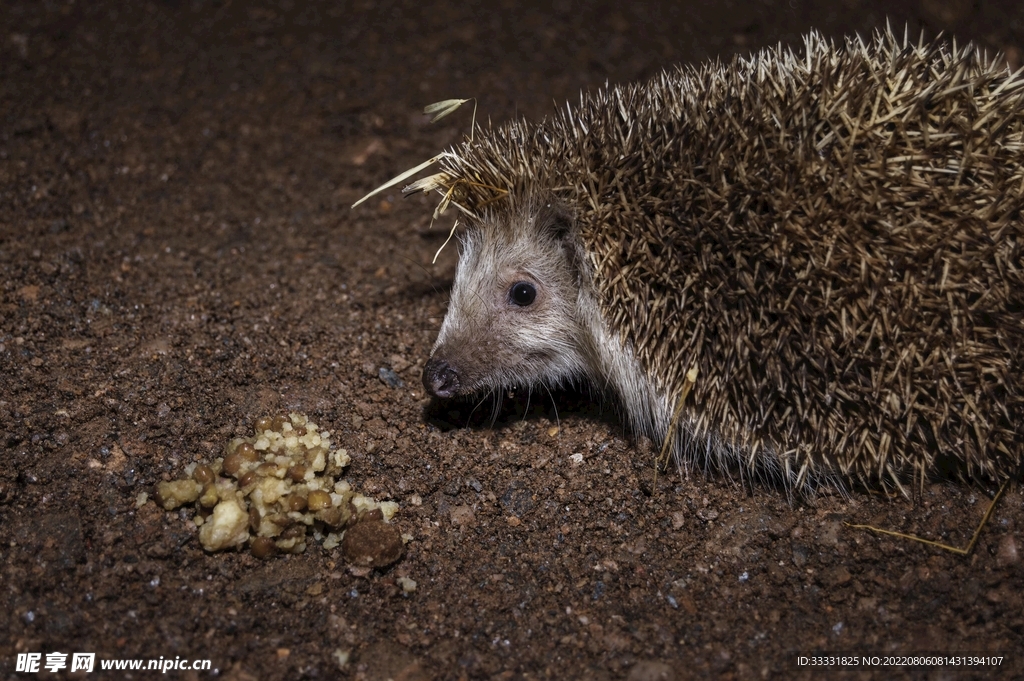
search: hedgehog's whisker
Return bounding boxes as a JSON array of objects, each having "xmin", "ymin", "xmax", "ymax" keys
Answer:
[
  {"xmin": 467, "ymin": 391, "xmax": 492, "ymax": 427},
  {"xmin": 489, "ymin": 389, "xmax": 504, "ymax": 427},
  {"xmin": 542, "ymin": 382, "xmax": 561, "ymax": 459},
  {"xmin": 522, "ymin": 386, "xmax": 533, "ymax": 423}
]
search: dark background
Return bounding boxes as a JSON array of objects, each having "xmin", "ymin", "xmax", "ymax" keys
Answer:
[{"xmin": 2, "ymin": 1, "xmax": 1022, "ymax": 679}]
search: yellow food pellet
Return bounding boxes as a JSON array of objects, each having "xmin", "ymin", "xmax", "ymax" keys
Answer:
[
  {"xmin": 154, "ymin": 480, "xmax": 201, "ymax": 510},
  {"xmin": 307, "ymin": 490, "xmax": 332, "ymax": 510},
  {"xmin": 198, "ymin": 498, "xmax": 249, "ymax": 551},
  {"xmin": 199, "ymin": 483, "xmax": 219, "ymax": 508}
]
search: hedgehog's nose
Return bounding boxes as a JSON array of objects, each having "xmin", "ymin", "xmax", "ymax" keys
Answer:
[{"xmin": 423, "ymin": 357, "xmax": 461, "ymax": 399}]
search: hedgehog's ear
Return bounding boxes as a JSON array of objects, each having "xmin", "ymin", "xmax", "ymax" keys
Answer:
[
  {"xmin": 538, "ymin": 201, "xmax": 575, "ymax": 242},
  {"xmin": 537, "ymin": 201, "xmax": 588, "ymax": 280}
]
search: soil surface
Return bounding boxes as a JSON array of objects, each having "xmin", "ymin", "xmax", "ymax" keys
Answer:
[{"xmin": 2, "ymin": 1, "xmax": 1023, "ymax": 679}]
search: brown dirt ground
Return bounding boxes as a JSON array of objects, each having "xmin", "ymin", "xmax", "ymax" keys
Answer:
[{"xmin": 2, "ymin": 1, "xmax": 1023, "ymax": 679}]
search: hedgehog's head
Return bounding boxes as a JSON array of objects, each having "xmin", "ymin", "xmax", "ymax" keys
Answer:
[{"xmin": 422, "ymin": 196, "xmax": 594, "ymax": 400}]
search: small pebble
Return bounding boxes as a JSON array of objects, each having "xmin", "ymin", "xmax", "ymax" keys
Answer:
[
  {"xmin": 450, "ymin": 505, "xmax": 476, "ymax": 526},
  {"xmin": 996, "ymin": 535, "xmax": 1019, "ymax": 568},
  {"xmin": 626, "ymin": 660, "xmax": 676, "ymax": 681},
  {"xmin": 671, "ymin": 511, "xmax": 686, "ymax": 530},
  {"xmin": 378, "ymin": 367, "xmax": 405, "ymax": 388},
  {"xmin": 388, "ymin": 354, "xmax": 411, "ymax": 372},
  {"xmin": 696, "ymin": 508, "xmax": 719, "ymax": 522}
]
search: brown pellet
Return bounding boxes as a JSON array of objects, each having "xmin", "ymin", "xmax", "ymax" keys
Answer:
[
  {"xmin": 237, "ymin": 442, "xmax": 258, "ymax": 462},
  {"xmin": 281, "ymin": 524, "xmax": 305, "ymax": 540},
  {"xmin": 249, "ymin": 506, "xmax": 261, "ymax": 532},
  {"xmin": 193, "ymin": 464, "xmax": 215, "ymax": 485},
  {"xmin": 222, "ymin": 452, "xmax": 243, "ymax": 477},
  {"xmin": 316, "ymin": 505, "xmax": 349, "ymax": 528},
  {"xmin": 267, "ymin": 513, "xmax": 292, "ymax": 527},
  {"xmin": 251, "ymin": 536, "xmax": 276, "ymax": 558}
]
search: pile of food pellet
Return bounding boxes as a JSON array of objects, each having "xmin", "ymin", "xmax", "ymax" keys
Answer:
[{"xmin": 152, "ymin": 413, "xmax": 399, "ymax": 559}]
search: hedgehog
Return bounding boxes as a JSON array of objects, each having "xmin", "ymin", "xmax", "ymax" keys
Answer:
[{"xmin": 358, "ymin": 27, "xmax": 1024, "ymax": 494}]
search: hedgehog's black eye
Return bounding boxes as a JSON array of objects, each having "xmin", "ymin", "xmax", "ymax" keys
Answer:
[{"xmin": 509, "ymin": 282, "xmax": 537, "ymax": 307}]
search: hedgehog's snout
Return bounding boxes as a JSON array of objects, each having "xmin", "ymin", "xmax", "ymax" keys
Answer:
[{"xmin": 423, "ymin": 356, "xmax": 461, "ymax": 399}]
